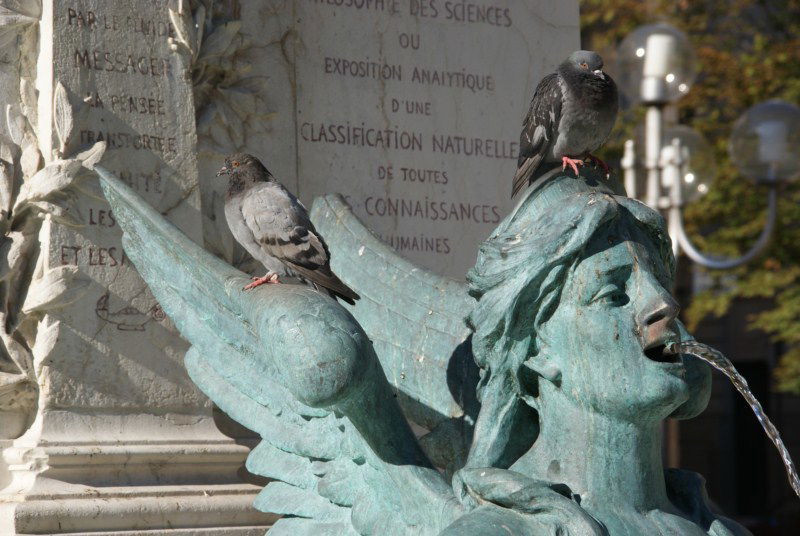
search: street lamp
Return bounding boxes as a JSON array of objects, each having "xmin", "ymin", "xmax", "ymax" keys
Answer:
[
  {"xmin": 617, "ymin": 24, "xmax": 798, "ymax": 269},
  {"xmin": 729, "ymin": 99, "xmax": 800, "ymax": 184},
  {"xmin": 617, "ymin": 23, "xmax": 696, "ymax": 207},
  {"xmin": 667, "ymin": 100, "xmax": 800, "ymax": 269},
  {"xmin": 617, "ymin": 23, "xmax": 697, "ymax": 106}
]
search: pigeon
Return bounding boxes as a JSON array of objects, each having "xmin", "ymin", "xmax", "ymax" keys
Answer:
[
  {"xmin": 217, "ymin": 153, "xmax": 359, "ymax": 305},
  {"xmin": 511, "ymin": 50, "xmax": 618, "ymax": 198}
]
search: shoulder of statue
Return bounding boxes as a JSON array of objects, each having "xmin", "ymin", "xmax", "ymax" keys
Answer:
[{"xmin": 665, "ymin": 468, "xmax": 753, "ymax": 536}]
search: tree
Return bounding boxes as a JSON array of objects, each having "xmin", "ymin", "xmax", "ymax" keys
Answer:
[{"xmin": 580, "ymin": 0, "xmax": 800, "ymax": 393}]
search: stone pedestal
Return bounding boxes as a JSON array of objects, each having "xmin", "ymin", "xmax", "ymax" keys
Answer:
[
  {"xmin": 0, "ymin": 0, "xmax": 271, "ymax": 533},
  {"xmin": 0, "ymin": 415, "xmax": 270, "ymax": 535}
]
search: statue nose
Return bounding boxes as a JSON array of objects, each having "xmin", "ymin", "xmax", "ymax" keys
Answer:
[{"xmin": 638, "ymin": 292, "xmax": 680, "ymax": 347}]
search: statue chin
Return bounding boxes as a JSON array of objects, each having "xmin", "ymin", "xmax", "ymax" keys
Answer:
[{"xmin": 668, "ymin": 321, "xmax": 712, "ymax": 419}]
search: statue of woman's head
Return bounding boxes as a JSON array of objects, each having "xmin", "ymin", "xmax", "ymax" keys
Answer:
[{"xmin": 465, "ymin": 170, "xmax": 711, "ymax": 469}]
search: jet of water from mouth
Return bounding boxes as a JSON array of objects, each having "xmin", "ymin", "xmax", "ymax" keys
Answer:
[{"xmin": 667, "ymin": 340, "xmax": 800, "ymax": 501}]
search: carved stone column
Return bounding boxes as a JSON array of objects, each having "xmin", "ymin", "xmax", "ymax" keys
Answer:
[{"xmin": 0, "ymin": 1, "xmax": 272, "ymax": 533}]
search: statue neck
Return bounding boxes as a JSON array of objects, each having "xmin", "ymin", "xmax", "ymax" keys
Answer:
[{"xmin": 511, "ymin": 388, "xmax": 674, "ymax": 516}]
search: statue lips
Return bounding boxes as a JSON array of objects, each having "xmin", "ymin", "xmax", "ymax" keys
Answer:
[{"xmin": 643, "ymin": 335, "xmax": 685, "ymax": 369}]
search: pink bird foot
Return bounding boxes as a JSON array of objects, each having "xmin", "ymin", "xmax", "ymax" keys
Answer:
[
  {"xmin": 243, "ymin": 272, "xmax": 280, "ymax": 291},
  {"xmin": 561, "ymin": 156, "xmax": 584, "ymax": 176},
  {"xmin": 587, "ymin": 154, "xmax": 612, "ymax": 177}
]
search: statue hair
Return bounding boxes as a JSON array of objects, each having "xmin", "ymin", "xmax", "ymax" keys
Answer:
[{"xmin": 464, "ymin": 173, "xmax": 674, "ymax": 469}]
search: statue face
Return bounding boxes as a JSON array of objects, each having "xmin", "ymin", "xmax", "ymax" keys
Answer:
[{"xmin": 536, "ymin": 221, "xmax": 691, "ymax": 420}]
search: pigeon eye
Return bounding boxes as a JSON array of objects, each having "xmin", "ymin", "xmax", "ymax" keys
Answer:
[
  {"xmin": 233, "ymin": 162, "xmax": 240, "ymax": 167},
  {"xmin": 580, "ymin": 62, "xmax": 588, "ymax": 69}
]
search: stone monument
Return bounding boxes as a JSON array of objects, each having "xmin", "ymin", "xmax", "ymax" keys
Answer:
[{"xmin": 98, "ymin": 164, "xmax": 754, "ymax": 535}]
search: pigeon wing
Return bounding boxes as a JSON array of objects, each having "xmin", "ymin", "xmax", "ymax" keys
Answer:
[
  {"xmin": 241, "ymin": 184, "xmax": 359, "ymax": 303},
  {"xmin": 511, "ymin": 72, "xmax": 562, "ymax": 198}
]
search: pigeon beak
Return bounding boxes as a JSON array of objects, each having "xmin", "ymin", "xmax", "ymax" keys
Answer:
[
  {"xmin": 216, "ymin": 166, "xmax": 228, "ymax": 177},
  {"xmin": 593, "ymin": 69, "xmax": 605, "ymax": 80}
]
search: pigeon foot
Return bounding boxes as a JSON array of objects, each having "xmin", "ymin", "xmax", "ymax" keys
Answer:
[
  {"xmin": 243, "ymin": 272, "xmax": 280, "ymax": 290},
  {"xmin": 561, "ymin": 156, "xmax": 584, "ymax": 176},
  {"xmin": 587, "ymin": 154, "xmax": 612, "ymax": 177}
]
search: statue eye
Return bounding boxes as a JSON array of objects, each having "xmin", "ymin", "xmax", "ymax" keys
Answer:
[{"xmin": 592, "ymin": 284, "xmax": 629, "ymax": 306}]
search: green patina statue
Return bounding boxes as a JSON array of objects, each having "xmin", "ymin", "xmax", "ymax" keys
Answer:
[{"xmin": 97, "ymin": 166, "xmax": 751, "ymax": 535}]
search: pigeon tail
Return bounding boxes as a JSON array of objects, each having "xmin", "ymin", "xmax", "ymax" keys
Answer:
[
  {"xmin": 326, "ymin": 278, "xmax": 359, "ymax": 306},
  {"xmin": 511, "ymin": 156, "xmax": 538, "ymax": 198},
  {"xmin": 287, "ymin": 262, "xmax": 360, "ymax": 305},
  {"xmin": 512, "ymin": 158, "xmax": 561, "ymax": 198},
  {"xmin": 327, "ymin": 287, "xmax": 358, "ymax": 306}
]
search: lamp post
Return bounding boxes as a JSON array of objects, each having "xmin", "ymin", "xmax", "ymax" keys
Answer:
[{"xmin": 616, "ymin": 24, "xmax": 800, "ymax": 270}]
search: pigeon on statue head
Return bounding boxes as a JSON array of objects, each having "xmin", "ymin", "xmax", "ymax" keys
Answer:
[
  {"xmin": 217, "ymin": 153, "xmax": 359, "ymax": 305},
  {"xmin": 511, "ymin": 50, "xmax": 619, "ymax": 198}
]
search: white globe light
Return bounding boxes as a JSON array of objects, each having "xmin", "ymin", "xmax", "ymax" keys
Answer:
[
  {"xmin": 663, "ymin": 126, "xmax": 716, "ymax": 203},
  {"xmin": 729, "ymin": 100, "xmax": 800, "ymax": 183},
  {"xmin": 617, "ymin": 23, "xmax": 697, "ymax": 104}
]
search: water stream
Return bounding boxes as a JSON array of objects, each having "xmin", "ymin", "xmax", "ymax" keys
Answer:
[{"xmin": 666, "ymin": 341, "xmax": 800, "ymax": 500}]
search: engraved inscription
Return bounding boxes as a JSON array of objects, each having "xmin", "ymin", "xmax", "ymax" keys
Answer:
[
  {"xmin": 59, "ymin": 244, "xmax": 131, "ymax": 267},
  {"xmin": 79, "ymin": 130, "xmax": 177, "ymax": 154},
  {"xmin": 67, "ymin": 7, "xmax": 175, "ymax": 37},
  {"xmin": 51, "ymin": 0, "xmax": 199, "ymax": 339},
  {"xmin": 290, "ymin": 0, "xmax": 578, "ymax": 278},
  {"xmin": 73, "ymin": 49, "xmax": 172, "ymax": 77},
  {"xmin": 294, "ymin": 0, "xmax": 561, "ymax": 277}
]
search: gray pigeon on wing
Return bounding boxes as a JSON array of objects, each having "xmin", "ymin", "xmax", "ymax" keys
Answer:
[
  {"xmin": 511, "ymin": 50, "xmax": 619, "ymax": 198},
  {"xmin": 218, "ymin": 153, "xmax": 359, "ymax": 305}
]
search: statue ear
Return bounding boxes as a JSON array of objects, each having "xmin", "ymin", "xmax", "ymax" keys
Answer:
[{"xmin": 522, "ymin": 354, "xmax": 562, "ymax": 385}]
